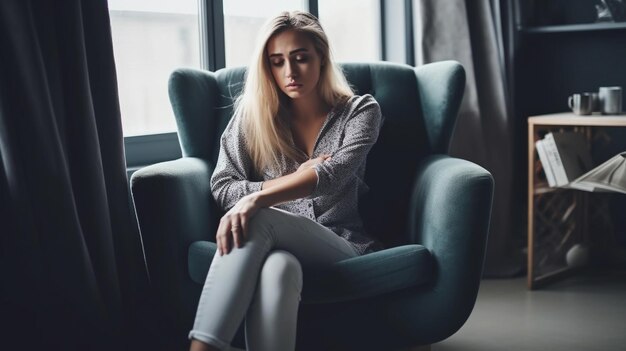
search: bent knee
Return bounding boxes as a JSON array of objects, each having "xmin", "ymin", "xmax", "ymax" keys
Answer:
[
  {"xmin": 247, "ymin": 207, "xmax": 293, "ymax": 240},
  {"xmin": 247, "ymin": 207, "xmax": 280, "ymax": 233},
  {"xmin": 260, "ymin": 250, "xmax": 303, "ymax": 292}
]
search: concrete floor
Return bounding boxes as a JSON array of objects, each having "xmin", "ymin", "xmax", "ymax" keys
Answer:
[{"xmin": 434, "ymin": 269, "xmax": 626, "ymax": 351}]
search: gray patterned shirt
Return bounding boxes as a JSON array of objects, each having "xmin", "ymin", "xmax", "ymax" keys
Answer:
[{"xmin": 210, "ymin": 94, "xmax": 383, "ymax": 255}]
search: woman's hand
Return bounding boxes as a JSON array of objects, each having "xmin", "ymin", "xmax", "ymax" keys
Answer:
[
  {"xmin": 216, "ymin": 155, "xmax": 331, "ymax": 255},
  {"xmin": 216, "ymin": 193, "xmax": 261, "ymax": 255},
  {"xmin": 297, "ymin": 154, "xmax": 331, "ymax": 173}
]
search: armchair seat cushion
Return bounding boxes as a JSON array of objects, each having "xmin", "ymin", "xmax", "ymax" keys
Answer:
[{"xmin": 188, "ymin": 242, "xmax": 434, "ymax": 304}]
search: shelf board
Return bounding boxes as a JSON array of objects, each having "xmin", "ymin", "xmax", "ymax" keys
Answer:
[
  {"xmin": 528, "ymin": 112, "xmax": 626, "ymax": 127},
  {"xmin": 520, "ymin": 22, "xmax": 626, "ymax": 34}
]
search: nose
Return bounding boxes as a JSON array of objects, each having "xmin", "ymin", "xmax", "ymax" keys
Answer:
[{"xmin": 285, "ymin": 60, "xmax": 297, "ymax": 78}]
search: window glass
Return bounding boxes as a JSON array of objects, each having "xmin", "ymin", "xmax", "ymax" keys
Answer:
[
  {"xmin": 318, "ymin": 0, "xmax": 381, "ymax": 62},
  {"xmin": 224, "ymin": 0, "xmax": 306, "ymax": 67},
  {"xmin": 109, "ymin": 0, "xmax": 200, "ymax": 136}
]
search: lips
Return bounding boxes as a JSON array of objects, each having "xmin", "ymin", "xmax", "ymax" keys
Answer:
[{"xmin": 286, "ymin": 82, "xmax": 302, "ymax": 88}]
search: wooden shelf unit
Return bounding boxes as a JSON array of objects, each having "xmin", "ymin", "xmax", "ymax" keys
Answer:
[{"xmin": 527, "ymin": 113, "xmax": 626, "ymax": 289}]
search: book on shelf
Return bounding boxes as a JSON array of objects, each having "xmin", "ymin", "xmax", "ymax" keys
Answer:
[
  {"xmin": 542, "ymin": 131, "xmax": 593, "ymax": 186},
  {"xmin": 537, "ymin": 131, "xmax": 626, "ymax": 194},
  {"xmin": 535, "ymin": 139, "xmax": 557, "ymax": 187}
]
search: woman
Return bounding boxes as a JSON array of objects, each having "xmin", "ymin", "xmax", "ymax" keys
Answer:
[{"xmin": 189, "ymin": 11, "xmax": 383, "ymax": 351}]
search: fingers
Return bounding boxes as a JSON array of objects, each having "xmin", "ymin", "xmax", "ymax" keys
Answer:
[
  {"xmin": 315, "ymin": 154, "xmax": 330, "ymax": 162},
  {"xmin": 220, "ymin": 234, "xmax": 230, "ymax": 256},
  {"xmin": 217, "ymin": 218, "xmax": 234, "ymax": 255},
  {"xmin": 241, "ymin": 215, "xmax": 249, "ymax": 241},
  {"xmin": 308, "ymin": 155, "xmax": 331, "ymax": 165},
  {"xmin": 231, "ymin": 218, "xmax": 242, "ymax": 249},
  {"xmin": 216, "ymin": 220, "xmax": 229, "ymax": 256},
  {"xmin": 298, "ymin": 155, "xmax": 332, "ymax": 172},
  {"xmin": 217, "ymin": 215, "xmax": 247, "ymax": 256},
  {"xmin": 216, "ymin": 221, "xmax": 222, "ymax": 255},
  {"xmin": 217, "ymin": 195, "xmax": 261, "ymax": 255}
]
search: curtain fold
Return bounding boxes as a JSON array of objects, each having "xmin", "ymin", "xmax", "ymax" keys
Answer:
[
  {"xmin": 0, "ymin": 0, "xmax": 151, "ymax": 349},
  {"xmin": 414, "ymin": 0, "xmax": 522, "ymax": 277}
]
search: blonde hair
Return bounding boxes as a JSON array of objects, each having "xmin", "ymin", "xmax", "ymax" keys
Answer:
[{"xmin": 234, "ymin": 11, "xmax": 354, "ymax": 174}]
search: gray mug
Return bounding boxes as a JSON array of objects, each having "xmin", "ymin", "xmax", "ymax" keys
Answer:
[
  {"xmin": 568, "ymin": 93, "xmax": 593, "ymax": 115},
  {"xmin": 599, "ymin": 86, "xmax": 623, "ymax": 115}
]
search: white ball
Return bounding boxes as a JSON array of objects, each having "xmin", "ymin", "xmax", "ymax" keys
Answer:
[{"xmin": 566, "ymin": 244, "xmax": 589, "ymax": 268}]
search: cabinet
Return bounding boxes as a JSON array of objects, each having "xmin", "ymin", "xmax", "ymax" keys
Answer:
[{"xmin": 527, "ymin": 113, "xmax": 626, "ymax": 289}]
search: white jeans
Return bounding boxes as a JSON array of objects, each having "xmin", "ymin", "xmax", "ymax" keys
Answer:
[{"xmin": 189, "ymin": 207, "xmax": 359, "ymax": 351}]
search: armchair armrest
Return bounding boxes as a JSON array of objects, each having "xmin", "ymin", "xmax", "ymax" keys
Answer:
[
  {"xmin": 130, "ymin": 157, "xmax": 217, "ymax": 340},
  {"xmin": 407, "ymin": 154, "xmax": 494, "ymax": 342}
]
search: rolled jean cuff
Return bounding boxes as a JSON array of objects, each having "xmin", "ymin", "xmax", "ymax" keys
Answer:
[{"xmin": 188, "ymin": 330, "xmax": 230, "ymax": 350}]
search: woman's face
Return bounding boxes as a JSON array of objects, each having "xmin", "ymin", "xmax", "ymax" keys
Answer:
[{"xmin": 266, "ymin": 30, "xmax": 323, "ymax": 100}]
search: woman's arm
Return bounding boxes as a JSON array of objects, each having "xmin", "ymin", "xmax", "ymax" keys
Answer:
[
  {"xmin": 210, "ymin": 115, "xmax": 264, "ymax": 210},
  {"xmin": 215, "ymin": 156, "xmax": 328, "ymax": 255},
  {"xmin": 212, "ymin": 114, "xmax": 329, "ymax": 210},
  {"xmin": 254, "ymin": 167, "xmax": 317, "ymax": 207},
  {"xmin": 309, "ymin": 95, "xmax": 382, "ymax": 198},
  {"xmin": 254, "ymin": 153, "xmax": 331, "ymax": 205},
  {"xmin": 260, "ymin": 154, "xmax": 330, "ymax": 190},
  {"xmin": 215, "ymin": 168, "xmax": 317, "ymax": 255}
]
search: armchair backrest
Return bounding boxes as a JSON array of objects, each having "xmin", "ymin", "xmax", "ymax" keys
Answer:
[{"xmin": 168, "ymin": 61, "xmax": 465, "ymax": 247}]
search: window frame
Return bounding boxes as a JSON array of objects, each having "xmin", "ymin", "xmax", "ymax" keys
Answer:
[{"xmin": 123, "ymin": 0, "xmax": 410, "ymax": 170}]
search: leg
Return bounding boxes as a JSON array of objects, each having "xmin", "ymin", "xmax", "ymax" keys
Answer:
[
  {"xmin": 245, "ymin": 250, "xmax": 302, "ymax": 351},
  {"xmin": 189, "ymin": 340, "xmax": 220, "ymax": 351},
  {"xmin": 189, "ymin": 207, "xmax": 358, "ymax": 350}
]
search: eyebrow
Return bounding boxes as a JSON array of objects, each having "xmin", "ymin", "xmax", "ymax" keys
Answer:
[{"xmin": 269, "ymin": 48, "xmax": 309, "ymax": 58}]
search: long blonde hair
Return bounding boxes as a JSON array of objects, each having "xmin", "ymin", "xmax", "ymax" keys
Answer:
[{"xmin": 234, "ymin": 11, "xmax": 354, "ymax": 174}]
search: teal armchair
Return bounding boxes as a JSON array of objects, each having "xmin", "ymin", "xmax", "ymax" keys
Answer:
[{"xmin": 130, "ymin": 61, "xmax": 493, "ymax": 350}]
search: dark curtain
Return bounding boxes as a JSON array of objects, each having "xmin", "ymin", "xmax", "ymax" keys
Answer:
[
  {"xmin": 414, "ymin": 0, "xmax": 523, "ymax": 277},
  {"xmin": 0, "ymin": 1, "xmax": 152, "ymax": 349}
]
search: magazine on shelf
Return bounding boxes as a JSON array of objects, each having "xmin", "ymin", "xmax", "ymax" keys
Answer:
[
  {"xmin": 566, "ymin": 152, "xmax": 626, "ymax": 194},
  {"xmin": 536, "ymin": 131, "xmax": 626, "ymax": 194}
]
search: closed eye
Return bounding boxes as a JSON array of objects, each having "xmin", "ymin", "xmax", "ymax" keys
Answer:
[
  {"xmin": 270, "ymin": 56, "xmax": 308, "ymax": 67},
  {"xmin": 271, "ymin": 59, "xmax": 284, "ymax": 67},
  {"xmin": 294, "ymin": 55, "xmax": 308, "ymax": 63}
]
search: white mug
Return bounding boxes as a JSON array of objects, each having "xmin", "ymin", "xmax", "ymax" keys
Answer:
[{"xmin": 568, "ymin": 93, "xmax": 592, "ymax": 115}]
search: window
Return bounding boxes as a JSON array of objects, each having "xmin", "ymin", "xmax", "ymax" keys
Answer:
[
  {"xmin": 318, "ymin": 0, "xmax": 382, "ymax": 62},
  {"xmin": 109, "ymin": 1, "xmax": 392, "ymax": 168},
  {"xmin": 108, "ymin": 0, "xmax": 201, "ymax": 136},
  {"xmin": 223, "ymin": 0, "xmax": 306, "ymax": 67}
]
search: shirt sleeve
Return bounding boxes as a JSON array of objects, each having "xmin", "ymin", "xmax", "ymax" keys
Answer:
[
  {"xmin": 309, "ymin": 94, "xmax": 382, "ymax": 198},
  {"xmin": 210, "ymin": 114, "xmax": 264, "ymax": 211}
]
